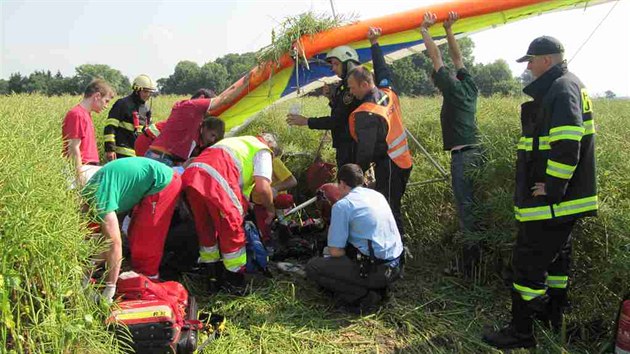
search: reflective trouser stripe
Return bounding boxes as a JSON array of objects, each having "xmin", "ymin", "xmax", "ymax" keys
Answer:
[
  {"xmin": 553, "ymin": 195, "xmax": 598, "ymax": 217},
  {"xmin": 546, "ymin": 275, "xmax": 568, "ymax": 289},
  {"xmin": 546, "ymin": 159, "xmax": 577, "ymax": 180},
  {"xmin": 188, "ymin": 162, "xmax": 244, "ymax": 215},
  {"xmin": 389, "ymin": 144, "xmax": 409, "ymax": 159},
  {"xmin": 513, "ymin": 283, "xmax": 546, "ymax": 301},
  {"xmin": 388, "ymin": 131, "xmax": 407, "ymax": 150},
  {"xmin": 104, "ymin": 134, "xmax": 116, "ymax": 143},
  {"xmin": 549, "ymin": 125, "xmax": 584, "ymax": 143},
  {"xmin": 223, "ymin": 247, "xmax": 246, "ymax": 272},
  {"xmin": 115, "ymin": 146, "xmax": 136, "ymax": 156},
  {"xmin": 198, "ymin": 245, "xmax": 220, "ymax": 263}
]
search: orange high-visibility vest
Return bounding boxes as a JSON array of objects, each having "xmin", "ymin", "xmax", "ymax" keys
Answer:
[{"xmin": 349, "ymin": 88, "xmax": 412, "ymax": 169}]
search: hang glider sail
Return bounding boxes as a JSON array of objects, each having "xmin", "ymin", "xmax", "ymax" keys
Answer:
[{"xmin": 209, "ymin": 0, "xmax": 613, "ymax": 134}]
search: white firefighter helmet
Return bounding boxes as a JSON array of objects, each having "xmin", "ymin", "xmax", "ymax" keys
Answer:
[
  {"xmin": 325, "ymin": 45, "xmax": 360, "ymax": 64},
  {"xmin": 132, "ymin": 74, "xmax": 157, "ymax": 92}
]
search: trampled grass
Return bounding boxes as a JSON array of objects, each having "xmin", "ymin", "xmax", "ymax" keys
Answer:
[{"xmin": 1, "ymin": 93, "xmax": 628, "ymax": 353}]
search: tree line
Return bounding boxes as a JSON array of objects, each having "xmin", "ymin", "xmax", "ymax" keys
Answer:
[{"xmin": 1, "ymin": 38, "xmax": 525, "ymax": 97}]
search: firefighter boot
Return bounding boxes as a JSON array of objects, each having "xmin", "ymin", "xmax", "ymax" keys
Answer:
[
  {"xmin": 200, "ymin": 262, "xmax": 223, "ymax": 294},
  {"xmin": 482, "ymin": 291, "xmax": 537, "ymax": 349},
  {"xmin": 221, "ymin": 270, "xmax": 246, "ymax": 296},
  {"xmin": 548, "ymin": 288, "xmax": 569, "ymax": 332}
]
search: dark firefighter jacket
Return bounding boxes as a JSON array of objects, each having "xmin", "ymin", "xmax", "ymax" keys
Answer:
[
  {"xmin": 515, "ymin": 62, "xmax": 597, "ymax": 223},
  {"xmin": 104, "ymin": 92, "xmax": 151, "ymax": 157}
]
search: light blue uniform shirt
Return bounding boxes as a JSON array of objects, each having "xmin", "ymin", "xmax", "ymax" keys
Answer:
[{"xmin": 328, "ymin": 187, "xmax": 403, "ymax": 260}]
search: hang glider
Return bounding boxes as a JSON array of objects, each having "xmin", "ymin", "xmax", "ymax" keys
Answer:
[{"xmin": 209, "ymin": 0, "xmax": 614, "ymax": 134}]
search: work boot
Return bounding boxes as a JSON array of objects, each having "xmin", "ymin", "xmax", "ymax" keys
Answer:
[
  {"xmin": 221, "ymin": 270, "xmax": 246, "ymax": 296},
  {"xmin": 199, "ymin": 262, "xmax": 223, "ymax": 294},
  {"xmin": 483, "ymin": 291, "xmax": 537, "ymax": 349},
  {"xmin": 536, "ymin": 288, "xmax": 569, "ymax": 332}
]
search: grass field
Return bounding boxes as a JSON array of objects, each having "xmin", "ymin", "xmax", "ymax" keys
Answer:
[{"xmin": 1, "ymin": 93, "xmax": 629, "ymax": 353}]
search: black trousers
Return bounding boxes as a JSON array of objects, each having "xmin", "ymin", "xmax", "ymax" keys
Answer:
[
  {"xmin": 512, "ymin": 219, "xmax": 575, "ymax": 297},
  {"xmin": 306, "ymin": 256, "xmax": 398, "ymax": 304},
  {"xmin": 374, "ymin": 158, "xmax": 412, "ymax": 236},
  {"xmin": 334, "ymin": 141, "xmax": 355, "ymax": 169}
]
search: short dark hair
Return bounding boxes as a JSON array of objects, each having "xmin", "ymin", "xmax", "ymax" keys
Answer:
[
  {"xmin": 83, "ymin": 79, "xmax": 114, "ymax": 98},
  {"xmin": 191, "ymin": 88, "xmax": 216, "ymax": 99},
  {"xmin": 202, "ymin": 116, "xmax": 225, "ymax": 140},
  {"xmin": 348, "ymin": 66, "xmax": 374, "ymax": 85},
  {"xmin": 337, "ymin": 164, "xmax": 364, "ymax": 188}
]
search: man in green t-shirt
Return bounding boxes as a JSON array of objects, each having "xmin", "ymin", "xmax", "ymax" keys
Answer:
[
  {"xmin": 84, "ymin": 157, "xmax": 182, "ymax": 302},
  {"xmin": 421, "ymin": 11, "xmax": 482, "ymax": 275}
]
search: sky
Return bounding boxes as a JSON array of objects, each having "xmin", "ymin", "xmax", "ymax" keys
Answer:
[{"xmin": 1, "ymin": 0, "xmax": 629, "ymax": 97}]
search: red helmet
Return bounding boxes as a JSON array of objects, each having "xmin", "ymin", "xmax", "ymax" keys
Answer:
[{"xmin": 274, "ymin": 194, "xmax": 294, "ymax": 209}]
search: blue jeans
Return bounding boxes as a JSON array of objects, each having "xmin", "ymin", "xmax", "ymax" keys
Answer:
[
  {"xmin": 450, "ymin": 147, "xmax": 483, "ymax": 235},
  {"xmin": 145, "ymin": 149, "xmax": 175, "ymax": 167}
]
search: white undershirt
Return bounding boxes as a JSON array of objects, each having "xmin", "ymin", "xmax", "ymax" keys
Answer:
[{"xmin": 252, "ymin": 150, "xmax": 272, "ymax": 181}]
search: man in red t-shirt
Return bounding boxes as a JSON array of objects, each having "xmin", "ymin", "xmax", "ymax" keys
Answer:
[
  {"xmin": 147, "ymin": 89, "xmax": 221, "ymax": 166},
  {"xmin": 62, "ymin": 79, "xmax": 115, "ymax": 186}
]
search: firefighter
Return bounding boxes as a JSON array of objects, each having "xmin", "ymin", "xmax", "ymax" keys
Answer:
[
  {"xmin": 286, "ymin": 45, "xmax": 362, "ymax": 168},
  {"xmin": 143, "ymin": 89, "xmax": 220, "ymax": 166},
  {"xmin": 483, "ymin": 36, "xmax": 598, "ymax": 349},
  {"xmin": 346, "ymin": 27, "xmax": 413, "ymax": 237},
  {"xmin": 104, "ymin": 74, "xmax": 156, "ymax": 161},
  {"xmin": 420, "ymin": 12, "xmax": 483, "ymax": 275},
  {"xmin": 306, "ymin": 164, "xmax": 403, "ymax": 314},
  {"xmin": 83, "ymin": 157, "xmax": 182, "ymax": 302},
  {"xmin": 181, "ymin": 134, "xmax": 278, "ymax": 294}
]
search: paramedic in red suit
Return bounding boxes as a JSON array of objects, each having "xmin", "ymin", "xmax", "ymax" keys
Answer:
[
  {"xmin": 182, "ymin": 134, "xmax": 278, "ymax": 293},
  {"xmin": 83, "ymin": 157, "xmax": 182, "ymax": 302}
]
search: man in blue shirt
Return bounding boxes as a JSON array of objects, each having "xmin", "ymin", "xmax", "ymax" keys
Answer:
[{"xmin": 306, "ymin": 164, "xmax": 403, "ymax": 313}]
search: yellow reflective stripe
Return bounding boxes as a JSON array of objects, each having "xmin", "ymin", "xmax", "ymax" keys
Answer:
[
  {"xmin": 188, "ymin": 162, "xmax": 244, "ymax": 215},
  {"xmin": 546, "ymin": 275, "xmax": 568, "ymax": 289},
  {"xmin": 513, "ymin": 283, "xmax": 546, "ymax": 301},
  {"xmin": 552, "ymin": 195, "xmax": 598, "ymax": 217},
  {"xmin": 105, "ymin": 118, "xmax": 119, "ymax": 127},
  {"xmin": 119, "ymin": 121, "xmax": 136, "ymax": 132},
  {"xmin": 112, "ymin": 305, "xmax": 173, "ymax": 321},
  {"xmin": 517, "ymin": 136, "xmax": 549, "ymax": 151},
  {"xmin": 389, "ymin": 144, "xmax": 409, "ymax": 159},
  {"xmin": 539, "ymin": 136, "xmax": 550, "ymax": 150},
  {"xmin": 581, "ymin": 88, "xmax": 593, "ymax": 114},
  {"xmin": 546, "ymin": 159, "xmax": 577, "ymax": 180},
  {"xmin": 514, "ymin": 205, "xmax": 552, "ymax": 222},
  {"xmin": 549, "ymin": 125, "xmax": 584, "ymax": 143},
  {"xmin": 104, "ymin": 134, "xmax": 116, "ymax": 143},
  {"xmin": 584, "ymin": 119, "xmax": 595, "ymax": 135},
  {"xmin": 223, "ymin": 247, "xmax": 246, "ymax": 272},
  {"xmin": 199, "ymin": 246, "xmax": 220, "ymax": 263},
  {"xmin": 114, "ymin": 146, "xmax": 136, "ymax": 156}
]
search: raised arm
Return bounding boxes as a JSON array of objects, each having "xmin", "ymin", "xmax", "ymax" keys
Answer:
[
  {"xmin": 444, "ymin": 11, "xmax": 464, "ymax": 70},
  {"xmin": 367, "ymin": 27, "xmax": 393, "ymax": 88},
  {"xmin": 420, "ymin": 12, "xmax": 443, "ymax": 72}
]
